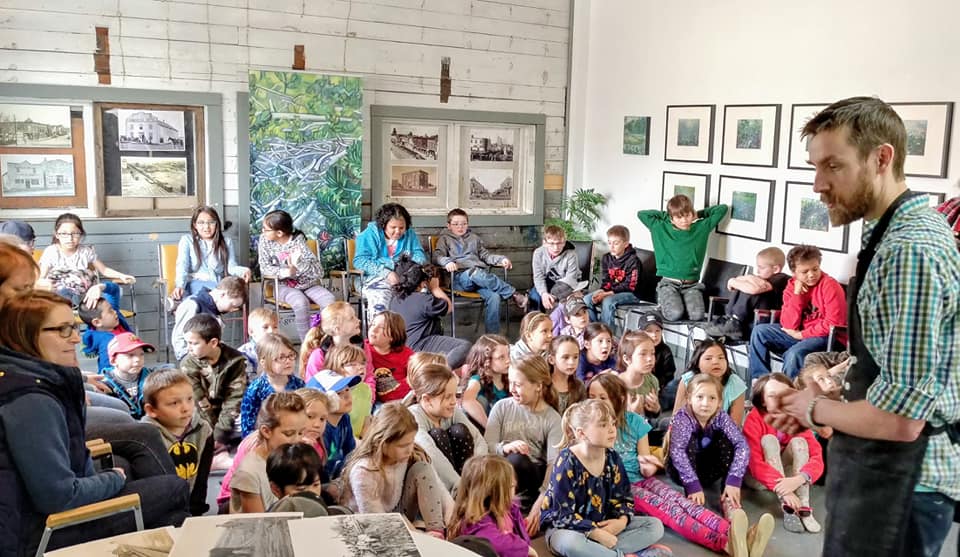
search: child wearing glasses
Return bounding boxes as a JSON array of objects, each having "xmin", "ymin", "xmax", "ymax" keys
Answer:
[
  {"xmin": 39, "ymin": 212, "xmax": 136, "ymax": 325},
  {"xmin": 240, "ymin": 333, "xmax": 306, "ymax": 437},
  {"xmin": 172, "ymin": 205, "xmax": 250, "ymax": 301}
]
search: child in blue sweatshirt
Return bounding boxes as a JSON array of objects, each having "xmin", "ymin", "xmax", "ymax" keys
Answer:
[{"xmin": 79, "ymin": 297, "xmax": 130, "ymax": 371}]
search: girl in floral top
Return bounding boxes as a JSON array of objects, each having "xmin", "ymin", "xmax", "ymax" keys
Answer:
[
  {"xmin": 257, "ymin": 210, "xmax": 334, "ymax": 340},
  {"xmin": 539, "ymin": 399, "xmax": 671, "ymax": 557}
]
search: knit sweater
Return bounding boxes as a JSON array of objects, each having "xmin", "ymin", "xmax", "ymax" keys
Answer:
[
  {"xmin": 637, "ymin": 205, "xmax": 728, "ymax": 281},
  {"xmin": 669, "ymin": 406, "xmax": 749, "ymax": 494},
  {"xmin": 257, "ymin": 233, "xmax": 324, "ymax": 289}
]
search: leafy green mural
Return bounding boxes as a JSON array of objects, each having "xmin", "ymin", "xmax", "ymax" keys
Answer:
[{"xmin": 248, "ymin": 71, "xmax": 363, "ymax": 277}]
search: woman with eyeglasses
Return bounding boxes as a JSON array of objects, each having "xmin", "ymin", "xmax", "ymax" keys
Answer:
[
  {"xmin": 0, "ymin": 290, "xmax": 189, "ymax": 555},
  {"xmin": 171, "ymin": 206, "xmax": 250, "ymax": 301},
  {"xmin": 38, "ymin": 213, "xmax": 136, "ymax": 328}
]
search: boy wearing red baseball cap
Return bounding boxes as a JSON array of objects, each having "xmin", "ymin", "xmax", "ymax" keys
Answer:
[{"xmin": 102, "ymin": 332, "xmax": 157, "ymax": 419}]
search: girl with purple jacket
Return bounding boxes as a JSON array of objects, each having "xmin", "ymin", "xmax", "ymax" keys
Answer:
[{"xmin": 449, "ymin": 455, "xmax": 537, "ymax": 557}]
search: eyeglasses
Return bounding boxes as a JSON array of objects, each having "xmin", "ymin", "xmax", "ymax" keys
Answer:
[
  {"xmin": 275, "ymin": 353, "xmax": 297, "ymax": 363},
  {"xmin": 56, "ymin": 232, "xmax": 82, "ymax": 238},
  {"xmin": 41, "ymin": 323, "xmax": 80, "ymax": 338},
  {"xmin": 195, "ymin": 220, "xmax": 218, "ymax": 227}
]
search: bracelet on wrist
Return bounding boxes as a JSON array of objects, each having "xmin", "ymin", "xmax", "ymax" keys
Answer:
[{"xmin": 806, "ymin": 395, "xmax": 828, "ymax": 430}]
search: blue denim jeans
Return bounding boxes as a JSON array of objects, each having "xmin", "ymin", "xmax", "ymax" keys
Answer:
[
  {"xmin": 748, "ymin": 323, "xmax": 829, "ymax": 379},
  {"xmin": 585, "ymin": 290, "xmax": 640, "ymax": 329},
  {"xmin": 905, "ymin": 491, "xmax": 956, "ymax": 557},
  {"xmin": 546, "ymin": 516, "xmax": 665, "ymax": 557},
  {"xmin": 452, "ymin": 268, "xmax": 515, "ymax": 334}
]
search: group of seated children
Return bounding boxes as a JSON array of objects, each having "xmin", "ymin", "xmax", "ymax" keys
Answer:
[{"xmin": 72, "ymin": 197, "xmax": 850, "ymax": 557}]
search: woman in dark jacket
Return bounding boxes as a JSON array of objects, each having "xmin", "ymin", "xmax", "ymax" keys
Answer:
[{"xmin": 0, "ymin": 290, "xmax": 189, "ymax": 556}]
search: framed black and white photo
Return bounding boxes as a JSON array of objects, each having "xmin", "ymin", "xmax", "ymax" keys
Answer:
[
  {"xmin": 662, "ymin": 171, "xmax": 711, "ymax": 210},
  {"xmin": 665, "ymin": 105, "xmax": 715, "ymax": 163},
  {"xmin": 787, "ymin": 104, "xmax": 828, "ymax": 170},
  {"xmin": 623, "ymin": 116, "xmax": 651, "ymax": 155},
  {"xmin": 889, "ymin": 102, "xmax": 954, "ymax": 178},
  {"xmin": 389, "ymin": 125, "xmax": 440, "ymax": 161},
  {"xmin": 716, "ymin": 175, "xmax": 775, "ymax": 241},
  {"xmin": 721, "ymin": 104, "xmax": 781, "ymax": 167},
  {"xmin": 470, "ymin": 128, "xmax": 514, "ymax": 162},
  {"xmin": 0, "ymin": 103, "xmax": 72, "ymax": 148},
  {"xmin": 96, "ymin": 103, "xmax": 204, "ymax": 216},
  {"xmin": 0, "ymin": 154, "xmax": 75, "ymax": 197},
  {"xmin": 783, "ymin": 181, "xmax": 849, "ymax": 253}
]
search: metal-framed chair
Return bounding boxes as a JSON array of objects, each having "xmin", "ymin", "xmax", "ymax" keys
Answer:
[
  {"xmin": 428, "ymin": 236, "xmax": 510, "ymax": 338},
  {"xmin": 260, "ymin": 238, "xmax": 323, "ymax": 327},
  {"xmin": 329, "ymin": 237, "xmax": 365, "ymax": 334}
]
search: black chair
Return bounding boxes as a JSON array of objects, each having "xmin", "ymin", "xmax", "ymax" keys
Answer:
[
  {"xmin": 612, "ymin": 247, "xmax": 660, "ymax": 334},
  {"xmin": 571, "ymin": 240, "xmax": 595, "ymax": 288}
]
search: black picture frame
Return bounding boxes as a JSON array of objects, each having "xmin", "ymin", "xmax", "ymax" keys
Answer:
[
  {"xmin": 782, "ymin": 181, "xmax": 850, "ymax": 253},
  {"xmin": 664, "ymin": 104, "xmax": 716, "ymax": 163},
  {"xmin": 786, "ymin": 103, "xmax": 828, "ymax": 170},
  {"xmin": 889, "ymin": 102, "xmax": 954, "ymax": 178},
  {"xmin": 715, "ymin": 175, "xmax": 776, "ymax": 241},
  {"xmin": 661, "ymin": 171, "xmax": 711, "ymax": 211},
  {"xmin": 720, "ymin": 104, "xmax": 781, "ymax": 168}
]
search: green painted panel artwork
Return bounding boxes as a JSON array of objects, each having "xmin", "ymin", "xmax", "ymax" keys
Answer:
[{"xmin": 248, "ymin": 71, "xmax": 363, "ymax": 277}]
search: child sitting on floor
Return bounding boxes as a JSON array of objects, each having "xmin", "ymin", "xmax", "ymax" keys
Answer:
[
  {"xmin": 548, "ymin": 335, "xmax": 586, "ymax": 416},
  {"xmin": 240, "ymin": 333, "xmax": 306, "ymax": 437},
  {"xmin": 510, "ymin": 311, "xmax": 554, "ymax": 361},
  {"xmin": 364, "ymin": 310, "xmax": 415, "ymax": 406},
  {"xmin": 302, "ymin": 301, "xmax": 363, "ymax": 382},
  {"xmin": 460, "ymin": 334, "xmax": 512, "ymax": 428},
  {"xmin": 576, "ymin": 322, "xmax": 617, "ymax": 382},
  {"xmin": 672, "ymin": 340, "xmax": 746, "ymax": 427},
  {"xmin": 237, "ymin": 308, "xmax": 279, "ymax": 382}
]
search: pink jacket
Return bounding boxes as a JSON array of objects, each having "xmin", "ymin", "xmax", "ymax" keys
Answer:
[{"xmin": 743, "ymin": 408, "xmax": 824, "ymax": 490}]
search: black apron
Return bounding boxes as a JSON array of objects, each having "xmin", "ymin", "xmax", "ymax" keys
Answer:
[{"xmin": 823, "ymin": 191, "xmax": 932, "ymax": 557}]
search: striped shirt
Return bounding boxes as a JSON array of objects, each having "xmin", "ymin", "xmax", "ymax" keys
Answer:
[{"xmin": 859, "ymin": 194, "xmax": 960, "ymax": 499}]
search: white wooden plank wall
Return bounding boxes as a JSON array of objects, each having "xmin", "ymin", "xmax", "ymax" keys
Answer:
[{"xmin": 0, "ymin": 0, "xmax": 570, "ymax": 207}]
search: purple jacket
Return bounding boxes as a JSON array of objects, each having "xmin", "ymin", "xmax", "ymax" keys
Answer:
[
  {"xmin": 669, "ymin": 406, "xmax": 749, "ymax": 494},
  {"xmin": 460, "ymin": 502, "xmax": 531, "ymax": 557}
]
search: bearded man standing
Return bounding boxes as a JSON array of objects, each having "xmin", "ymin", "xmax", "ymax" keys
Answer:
[{"xmin": 767, "ymin": 96, "xmax": 960, "ymax": 557}]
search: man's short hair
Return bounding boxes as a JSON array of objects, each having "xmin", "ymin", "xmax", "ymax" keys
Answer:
[
  {"xmin": 446, "ymin": 208, "xmax": 468, "ymax": 222},
  {"xmin": 757, "ymin": 247, "xmax": 786, "ymax": 269},
  {"xmin": 143, "ymin": 368, "xmax": 192, "ymax": 408},
  {"xmin": 801, "ymin": 96, "xmax": 907, "ymax": 181},
  {"xmin": 606, "ymin": 225, "xmax": 630, "ymax": 242},
  {"xmin": 216, "ymin": 276, "xmax": 248, "ymax": 306},
  {"xmin": 666, "ymin": 195, "xmax": 694, "ymax": 217},
  {"xmin": 787, "ymin": 245, "xmax": 822, "ymax": 271},
  {"xmin": 78, "ymin": 298, "xmax": 109, "ymax": 326},
  {"xmin": 183, "ymin": 313, "xmax": 222, "ymax": 342},
  {"xmin": 542, "ymin": 225, "xmax": 566, "ymax": 240}
]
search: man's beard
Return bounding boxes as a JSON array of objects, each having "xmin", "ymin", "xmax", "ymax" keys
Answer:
[{"xmin": 825, "ymin": 169, "xmax": 874, "ymax": 226}]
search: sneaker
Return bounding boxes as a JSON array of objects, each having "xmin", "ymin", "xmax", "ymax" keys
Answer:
[
  {"xmin": 798, "ymin": 508, "xmax": 821, "ymax": 533},
  {"xmin": 703, "ymin": 316, "xmax": 743, "ymax": 340},
  {"xmin": 727, "ymin": 508, "xmax": 749, "ymax": 557},
  {"xmin": 211, "ymin": 451, "xmax": 234, "ymax": 472},
  {"xmin": 781, "ymin": 505, "xmax": 804, "ymax": 533},
  {"xmin": 747, "ymin": 513, "xmax": 775, "ymax": 557},
  {"xmin": 511, "ymin": 291, "xmax": 529, "ymax": 311},
  {"xmin": 573, "ymin": 280, "xmax": 590, "ymax": 292},
  {"xmin": 635, "ymin": 544, "xmax": 673, "ymax": 557}
]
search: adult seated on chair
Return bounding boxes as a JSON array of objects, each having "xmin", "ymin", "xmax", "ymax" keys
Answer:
[
  {"xmin": 748, "ymin": 245, "xmax": 847, "ymax": 379},
  {"xmin": 353, "ymin": 203, "xmax": 427, "ymax": 324},
  {"xmin": 171, "ymin": 205, "xmax": 250, "ymax": 301},
  {"xmin": 0, "ymin": 290, "xmax": 189, "ymax": 556},
  {"xmin": 389, "ymin": 254, "xmax": 472, "ymax": 369}
]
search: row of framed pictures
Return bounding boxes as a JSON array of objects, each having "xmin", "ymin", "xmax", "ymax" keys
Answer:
[
  {"xmin": 661, "ymin": 171, "xmax": 946, "ymax": 253},
  {"xmin": 654, "ymin": 102, "xmax": 954, "ymax": 178}
]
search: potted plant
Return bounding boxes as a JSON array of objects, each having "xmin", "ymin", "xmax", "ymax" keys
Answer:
[{"xmin": 544, "ymin": 187, "xmax": 609, "ymax": 241}]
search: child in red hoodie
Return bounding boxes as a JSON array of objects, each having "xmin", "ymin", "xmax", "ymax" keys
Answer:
[
  {"xmin": 743, "ymin": 373, "xmax": 824, "ymax": 534},
  {"xmin": 747, "ymin": 245, "xmax": 846, "ymax": 379}
]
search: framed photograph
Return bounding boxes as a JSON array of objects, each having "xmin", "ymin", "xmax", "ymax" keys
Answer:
[
  {"xmin": 787, "ymin": 104, "xmax": 829, "ymax": 170},
  {"xmin": 916, "ymin": 190, "xmax": 946, "ymax": 208},
  {"xmin": 467, "ymin": 166, "xmax": 514, "ymax": 205},
  {"xmin": 389, "ymin": 165, "xmax": 439, "ymax": 198},
  {"xmin": 716, "ymin": 175, "xmax": 776, "ymax": 241},
  {"xmin": 623, "ymin": 116, "xmax": 651, "ymax": 155},
  {"xmin": 96, "ymin": 103, "xmax": 204, "ymax": 216},
  {"xmin": 664, "ymin": 105, "xmax": 715, "ymax": 163},
  {"xmin": 721, "ymin": 104, "xmax": 781, "ymax": 167},
  {"xmin": 783, "ymin": 181, "xmax": 850, "ymax": 253},
  {"xmin": 389, "ymin": 125, "xmax": 439, "ymax": 161},
  {"xmin": 470, "ymin": 127, "xmax": 514, "ymax": 162},
  {"xmin": 0, "ymin": 103, "xmax": 72, "ymax": 147},
  {"xmin": 0, "ymin": 154, "xmax": 75, "ymax": 197},
  {"xmin": 890, "ymin": 102, "xmax": 954, "ymax": 177},
  {"xmin": 662, "ymin": 171, "xmax": 711, "ymax": 210}
]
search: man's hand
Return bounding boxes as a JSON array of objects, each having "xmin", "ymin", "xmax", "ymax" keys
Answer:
[
  {"xmin": 240, "ymin": 268, "xmax": 252, "ymax": 282},
  {"xmin": 593, "ymin": 290, "xmax": 613, "ymax": 302},
  {"xmin": 765, "ymin": 382, "xmax": 824, "ymax": 434},
  {"xmin": 781, "ymin": 328, "xmax": 803, "ymax": 340},
  {"xmin": 445, "ymin": 262, "xmax": 458, "ymax": 272}
]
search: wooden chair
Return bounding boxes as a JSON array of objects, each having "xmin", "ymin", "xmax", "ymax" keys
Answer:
[
  {"xmin": 428, "ymin": 236, "xmax": 506, "ymax": 338},
  {"xmin": 329, "ymin": 237, "xmax": 365, "ymax": 334},
  {"xmin": 261, "ymin": 238, "xmax": 323, "ymax": 326},
  {"xmin": 155, "ymin": 243, "xmax": 248, "ymax": 362},
  {"xmin": 34, "ymin": 441, "xmax": 144, "ymax": 556}
]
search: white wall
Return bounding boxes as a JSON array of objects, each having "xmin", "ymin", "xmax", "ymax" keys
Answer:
[
  {"xmin": 568, "ymin": 0, "xmax": 960, "ymax": 279},
  {"xmin": 0, "ymin": 0, "xmax": 570, "ymax": 208}
]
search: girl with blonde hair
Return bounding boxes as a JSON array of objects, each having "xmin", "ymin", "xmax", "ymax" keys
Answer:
[{"xmin": 510, "ymin": 311, "xmax": 553, "ymax": 361}]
